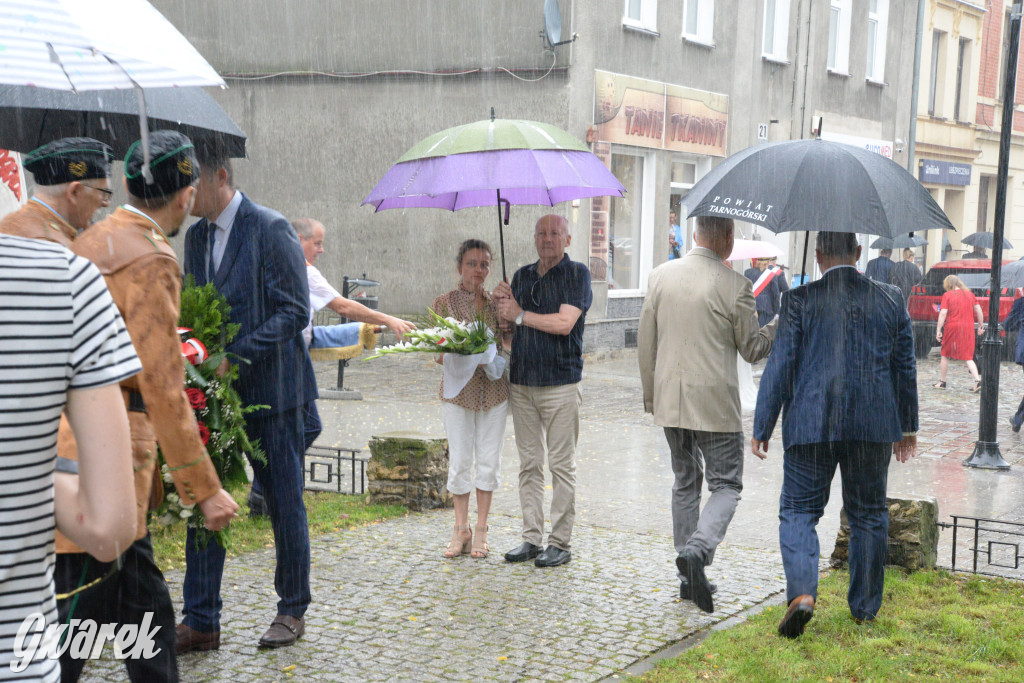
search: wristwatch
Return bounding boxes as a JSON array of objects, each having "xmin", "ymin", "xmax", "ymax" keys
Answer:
[{"xmin": 514, "ymin": 311, "xmax": 525, "ymax": 326}]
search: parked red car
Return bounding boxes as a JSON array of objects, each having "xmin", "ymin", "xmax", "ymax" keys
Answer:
[{"xmin": 908, "ymin": 259, "xmax": 1024, "ymax": 360}]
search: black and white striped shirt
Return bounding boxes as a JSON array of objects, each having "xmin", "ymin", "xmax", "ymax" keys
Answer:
[{"xmin": 0, "ymin": 235, "xmax": 141, "ymax": 682}]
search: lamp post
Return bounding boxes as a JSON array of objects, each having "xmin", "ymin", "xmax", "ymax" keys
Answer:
[{"xmin": 966, "ymin": 1, "xmax": 1021, "ymax": 470}]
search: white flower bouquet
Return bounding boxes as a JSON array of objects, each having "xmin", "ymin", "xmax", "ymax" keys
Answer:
[{"xmin": 364, "ymin": 308, "xmax": 496, "ymax": 359}]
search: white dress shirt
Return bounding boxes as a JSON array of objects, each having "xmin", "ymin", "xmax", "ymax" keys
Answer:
[{"xmin": 208, "ymin": 190, "xmax": 243, "ymax": 276}]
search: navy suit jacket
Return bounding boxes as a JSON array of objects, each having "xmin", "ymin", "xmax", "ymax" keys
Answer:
[
  {"xmin": 184, "ymin": 194, "xmax": 316, "ymax": 417},
  {"xmin": 753, "ymin": 266, "xmax": 918, "ymax": 449}
]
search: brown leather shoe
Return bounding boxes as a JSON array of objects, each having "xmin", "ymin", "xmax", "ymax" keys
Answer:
[
  {"xmin": 174, "ymin": 623, "xmax": 220, "ymax": 653},
  {"xmin": 778, "ymin": 594, "xmax": 815, "ymax": 638},
  {"xmin": 258, "ymin": 614, "xmax": 305, "ymax": 648}
]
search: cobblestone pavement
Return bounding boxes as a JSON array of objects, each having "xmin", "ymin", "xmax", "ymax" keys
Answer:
[{"xmin": 79, "ymin": 350, "xmax": 1024, "ymax": 682}]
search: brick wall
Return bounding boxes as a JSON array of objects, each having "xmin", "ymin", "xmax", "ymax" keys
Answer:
[{"xmin": 976, "ymin": 0, "xmax": 1024, "ymax": 132}]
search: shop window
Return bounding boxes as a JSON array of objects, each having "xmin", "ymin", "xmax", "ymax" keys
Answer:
[
  {"xmin": 608, "ymin": 150, "xmax": 652, "ymax": 292},
  {"xmin": 682, "ymin": 0, "xmax": 714, "ymax": 46},
  {"xmin": 623, "ymin": 0, "xmax": 657, "ymax": 33},
  {"xmin": 954, "ymin": 37, "xmax": 972, "ymax": 122},
  {"xmin": 762, "ymin": 0, "xmax": 790, "ymax": 62},
  {"xmin": 929, "ymin": 30, "xmax": 946, "ymax": 117},
  {"xmin": 827, "ymin": 0, "xmax": 851, "ymax": 74},
  {"xmin": 866, "ymin": 0, "xmax": 888, "ymax": 83}
]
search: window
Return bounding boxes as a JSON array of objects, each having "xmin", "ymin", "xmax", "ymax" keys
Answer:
[
  {"xmin": 827, "ymin": 0, "xmax": 851, "ymax": 74},
  {"xmin": 669, "ymin": 159, "xmax": 698, "ymax": 257},
  {"xmin": 682, "ymin": 0, "xmax": 714, "ymax": 46},
  {"xmin": 866, "ymin": 0, "xmax": 888, "ymax": 82},
  {"xmin": 762, "ymin": 0, "xmax": 790, "ymax": 62},
  {"xmin": 608, "ymin": 151, "xmax": 645, "ymax": 291},
  {"xmin": 929, "ymin": 30, "xmax": 946, "ymax": 117},
  {"xmin": 623, "ymin": 0, "xmax": 657, "ymax": 33},
  {"xmin": 954, "ymin": 37, "xmax": 972, "ymax": 122}
]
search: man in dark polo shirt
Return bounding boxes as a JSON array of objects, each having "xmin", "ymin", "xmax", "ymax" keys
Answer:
[{"xmin": 494, "ymin": 214, "xmax": 592, "ymax": 568}]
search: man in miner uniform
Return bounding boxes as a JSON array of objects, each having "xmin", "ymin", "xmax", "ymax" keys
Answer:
[
  {"xmin": 53, "ymin": 131, "xmax": 239, "ymax": 683},
  {"xmin": 0, "ymin": 137, "xmax": 113, "ymax": 245}
]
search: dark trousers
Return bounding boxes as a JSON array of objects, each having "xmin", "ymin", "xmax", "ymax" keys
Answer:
[
  {"xmin": 182, "ymin": 404, "xmax": 310, "ymax": 631},
  {"xmin": 55, "ymin": 535, "xmax": 178, "ymax": 683},
  {"xmin": 251, "ymin": 400, "xmax": 321, "ymax": 499},
  {"xmin": 779, "ymin": 441, "xmax": 891, "ymax": 620},
  {"xmin": 1013, "ymin": 367, "xmax": 1024, "ymax": 428}
]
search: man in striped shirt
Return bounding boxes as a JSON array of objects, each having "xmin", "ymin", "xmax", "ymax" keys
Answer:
[{"xmin": 0, "ymin": 234, "xmax": 140, "ymax": 682}]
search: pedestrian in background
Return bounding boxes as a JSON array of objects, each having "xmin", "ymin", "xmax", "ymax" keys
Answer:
[
  {"xmin": 1003, "ymin": 295, "xmax": 1024, "ymax": 431},
  {"xmin": 495, "ymin": 214, "xmax": 592, "ymax": 568},
  {"xmin": 744, "ymin": 257, "xmax": 781, "ymax": 325},
  {"xmin": 888, "ymin": 248, "xmax": 922, "ymax": 306},
  {"xmin": 639, "ymin": 215, "xmax": 776, "ymax": 613},
  {"xmin": 934, "ymin": 275, "xmax": 984, "ymax": 392},
  {"xmin": 433, "ymin": 239, "xmax": 509, "ymax": 559},
  {"xmin": 864, "ymin": 248, "xmax": 895, "ymax": 282},
  {"xmin": 752, "ymin": 232, "xmax": 918, "ymax": 639}
]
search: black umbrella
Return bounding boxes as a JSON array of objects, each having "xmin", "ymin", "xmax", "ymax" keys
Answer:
[
  {"xmin": 681, "ymin": 139, "xmax": 955, "ymax": 238},
  {"xmin": 961, "ymin": 231, "xmax": 1012, "ymax": 250},
  {"xmin": 0, "ymin": 85, "xmax": 246, "ymax": 158},
  {"xmin": 870, "ymin": 234, "xmax": 928, "ymax": 250}
]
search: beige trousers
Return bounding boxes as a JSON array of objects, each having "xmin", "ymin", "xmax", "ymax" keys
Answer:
[{"xmin": 510, "ymin": 382, "xmax": 582, "ymax": 550}]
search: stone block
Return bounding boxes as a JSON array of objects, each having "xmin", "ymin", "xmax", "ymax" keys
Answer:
[
  {"xmin": 367, "ymin": 431, "xmax": 451, "ymax": 510},
  {"xmin": 830, "ymin": 495, "xmax": 938, "ymax": 571}
]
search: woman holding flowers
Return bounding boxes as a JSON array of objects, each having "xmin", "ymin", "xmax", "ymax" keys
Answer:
[{"xmin": 434, "ymin": 239, "xmax": 510, "ymax": 558}]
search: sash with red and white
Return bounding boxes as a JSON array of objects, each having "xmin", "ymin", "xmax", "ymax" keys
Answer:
[{"xmin": 751, "ymin": 267, "xmax": 782, "ymax": 297}]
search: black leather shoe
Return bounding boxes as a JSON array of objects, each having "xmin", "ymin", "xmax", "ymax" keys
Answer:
[
  {"xmin": 248, "ymin": 489, "xmax": 267, "ymax": 518},
  {"xmin": 534, "ymin": 545, "xmax": 572, "ymax": 567},
  {"xmin": 778, "ymin": 595, "xmax": 815, "ymax": 638},
  {"xmin": 676, "ymin": 549, "xmax": 714, "ymax": 613},
  {"xmin": 504, "ymin": 542, "xmax": 542, "ymax": 563},
  {"xmin": 680, "ymin": 579, "xmax": 718, "ymax": 601}
]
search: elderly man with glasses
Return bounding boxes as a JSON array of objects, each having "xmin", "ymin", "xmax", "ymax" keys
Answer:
[
  {"xmin": 494, "ymin": 214, "xmax": 592, "ymax": 568},
  {"xmin": 0, "ymin": 137, "xmax": 114, "ymax": 246}
]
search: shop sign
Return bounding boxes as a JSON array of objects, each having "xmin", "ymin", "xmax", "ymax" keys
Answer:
[
  {"xmin": 820, "ymin": 131, "xmax": 893, "ymax": 159},
  {"xmin": 593, "ymin": 70, "xmax": 728, "ymax": 157},
  {"xmin": 918, "ymin": 158, "xmax": 971, "ymax": 186}
]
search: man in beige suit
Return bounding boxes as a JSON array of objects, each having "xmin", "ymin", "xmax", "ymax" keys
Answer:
[{"xmin": 638, "ymin": 215, "xmax": 776, "ymax": 613}]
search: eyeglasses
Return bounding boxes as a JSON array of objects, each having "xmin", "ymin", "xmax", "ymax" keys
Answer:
[{"xmin": 83, "ymin": 184, "xmax": 113, "ymax": 199}]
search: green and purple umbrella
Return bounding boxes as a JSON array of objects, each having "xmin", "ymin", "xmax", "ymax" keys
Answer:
[{"xmin": 362, "ymin": 112, "xmax": 625, "ymax": 279}]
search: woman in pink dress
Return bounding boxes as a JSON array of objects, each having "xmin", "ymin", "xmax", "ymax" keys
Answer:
[{"xmin": 934, "ymin": 275, "xmax": 984, "ymax": 391}]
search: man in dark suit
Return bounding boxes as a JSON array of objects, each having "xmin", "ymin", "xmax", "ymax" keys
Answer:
[
  {"xmin": 887, "ymin": 248, "xmax": 923, "ymax": 306},
  {"xmin": 751, "ymin": 232, "xmax": 918, "ymax": 639},
  {"xmin": 175, "ymin": 149, "xmax": 317, "ymax": 651},
  {"xmin": 864, "ymin": 248, "xmax": 895, "ymax": 282},
  {"xmin": 744, "ymin": 257, "xmax": 782, "ymax": 325}
]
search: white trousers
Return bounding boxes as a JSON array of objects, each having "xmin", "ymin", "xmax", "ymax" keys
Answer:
[{"xmin": 443, "ymin": 400, "xmax": 509, "ymax": 494}]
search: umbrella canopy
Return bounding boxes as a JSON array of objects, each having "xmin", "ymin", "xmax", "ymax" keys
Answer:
[
  {"xmin": 363, "ymin": 115, "xmax": 625, "ymax": 279},
  {"xmin": 1000, "ymin": 259, "xmax": 1024, "ymax": 289},
  {"xmin": 726, "ymin": 239, "xmax": 782, "ymax": 262},
  {"xmin": 0, "ymin": 85, "xmax": 246, "ymax": 158},
  {"xmin": 681, "ymin": 139, "xmax": 955, "ymax": 238},
  {"xmin": 0, "ymin": 0, "xmax": 224, "ymax": 91},
  {"xmin": 962, "ymin": 231, "xmax": 1012, "ymax": 250},
  {"xmin": 869, "ymin": 233, "xmax": 928, "ymax": 250}
]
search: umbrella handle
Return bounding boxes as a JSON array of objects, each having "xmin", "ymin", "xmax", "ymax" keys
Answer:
[{"xmin": 500, "ymin": 198, "xmax": 510, "ymax": 225}]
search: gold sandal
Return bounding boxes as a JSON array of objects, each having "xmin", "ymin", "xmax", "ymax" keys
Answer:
[
  {"xmin": 471, "ymin": 525, "xmax": 489, "ymax": 558},
  {"xmin": 443, "ymin": 525, "xmax": 472, "ymax": 558}
]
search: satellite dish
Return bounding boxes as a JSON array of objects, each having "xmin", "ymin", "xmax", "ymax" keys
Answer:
[{"xmin": 544, "ymin": 0, "xmax": 562, "ymax": 47}]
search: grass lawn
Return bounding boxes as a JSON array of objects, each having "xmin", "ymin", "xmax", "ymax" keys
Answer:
[
  {"xmin": 643, "ymin": 568, "xmax": 1024, "ymax": 683},
  {"xmin": 148, "ymin": 482, "xmax": 406, "ymax": 573}
]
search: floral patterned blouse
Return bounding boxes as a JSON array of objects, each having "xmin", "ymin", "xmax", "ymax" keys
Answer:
[{"xmin": 432, "ymin": 285, "xmax": 510, "ymax": 411}]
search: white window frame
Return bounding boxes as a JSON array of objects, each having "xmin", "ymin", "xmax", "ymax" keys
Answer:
[
  {"xmin": 762, "ymin": 0, "xmax": 791, "ymax": 63},
  {"xmin": 827, "ymin": 0, "xmax": 851, "ymax": 75},
  {"xmin": 681, "ymin": 0, "xmax": 715, "ymax": 47},
  {"xmin": 865, "ymin": 0, "xmax": 888, "ymax": 83},
  {"xmin": 607, "ymin": 148, "xmax": 656, "ymax": 297},
  {"xmin": 622, "ymin": 0, "xmax": 658, "ymax": 33},
  {"xmin": 671, "ymin": 154, "xmax": 713, "ymax": 258}
]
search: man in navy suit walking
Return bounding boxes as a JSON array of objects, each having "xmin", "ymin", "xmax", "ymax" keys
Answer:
[
  {"xmin": 752, "ymin": 232, "xmax": 918, "ymax": 638},
  {"xmin": 175, "ymin": 148, "xmax": 317, "ymax": 651}
]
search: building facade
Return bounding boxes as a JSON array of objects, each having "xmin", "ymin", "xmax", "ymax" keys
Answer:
[{"xmin": 152, "ymin": 0, "xmax": 920, "ymax": 350}]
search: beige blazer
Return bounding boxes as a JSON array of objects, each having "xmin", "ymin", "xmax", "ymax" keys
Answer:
[{"xmin": 638, "ymin": 247, "xmax": 776, "ymax": 432}]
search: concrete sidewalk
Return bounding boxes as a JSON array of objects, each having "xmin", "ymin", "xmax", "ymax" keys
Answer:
[{"xmin": 81, "ymin": 350, "xmax": 1024, "ymax": 681}]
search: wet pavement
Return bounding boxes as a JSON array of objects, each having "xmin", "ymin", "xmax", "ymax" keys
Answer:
[{"xmin": 81, "ymin": 349, "xmax": 1024, "ymax": 681}]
